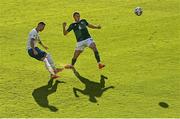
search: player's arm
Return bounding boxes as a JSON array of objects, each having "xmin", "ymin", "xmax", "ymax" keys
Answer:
[
  {"xmin": 30, "ymin": 38, "xmax": 38, "ymax": 55},
  {"xmin": 63, "ymin": 22, "xmax": 74, "ymax": 36},
  {"xmin": 87, "ymin": 23, "xmax": 101, "ymax": 29},
  {"xmin": 38, "ymin": 39, "xmax": 48, "ymax": 50},
  {"xmin": 62, "ymin": 22, "xmax": 69, "ymax": 35}
]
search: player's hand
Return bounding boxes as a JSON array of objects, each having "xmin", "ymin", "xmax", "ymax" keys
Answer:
[
  {"xmin": 63, "ymin": 22, "xmax": 67, "ymax": 27},
  {"xmin": 33, "ymin": 50, "xmax": 38, "ymax": 55},
  {"xmin": 97, "ymin": 25, "xmax": 101, "ymax": 29},
  {"xmin": 44, "ymin": 46, "xmax": 48, "ymax": 50}
]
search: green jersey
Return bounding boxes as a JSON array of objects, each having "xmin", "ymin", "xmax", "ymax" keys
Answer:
[{"xmin": 67, "ymin": 19, "xmax": 91, "ymax": 42}]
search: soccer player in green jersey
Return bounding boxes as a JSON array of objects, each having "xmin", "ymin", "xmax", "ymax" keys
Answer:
[{"xmin": 62, "ymin": 12, "xmax": 105, "ymax": 69}]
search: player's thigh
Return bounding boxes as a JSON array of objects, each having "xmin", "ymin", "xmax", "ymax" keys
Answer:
[
  {"xmin": 75, "ymin": 41, "xmax": 86, "ymax": 51},
  {"xmin": 28, "ymin": 47, "xmax": 47, "ymax": 61},
  {"xmin": 89, "ymin": 42, "xmax": 98, "ymax": 51},
  {"xmin": 87, "ymin": 38, "xmax": 96, "ymax": 50},
  {"xmin": 35, "ymin": 47, "xmax": 47, "ymax": 60}
]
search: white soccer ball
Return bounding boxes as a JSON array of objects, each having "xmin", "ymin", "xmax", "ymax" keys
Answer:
[{"xmin": 134, "ymin": 7, "xmax": 143, "ymax": 16}]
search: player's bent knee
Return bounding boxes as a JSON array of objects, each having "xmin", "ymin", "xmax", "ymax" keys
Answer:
[{"xmin": 40, "ymin": 56, "xmax": 47, "ymax": 61}]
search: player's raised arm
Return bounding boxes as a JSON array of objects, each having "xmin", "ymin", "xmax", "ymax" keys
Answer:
[
  {"xmin": 87, "ymin": 23, "xmax": 101, "ymax": 29},
  {"xmin": 62, "ymin": 22, "xmax": 69, "ymax": 35}
]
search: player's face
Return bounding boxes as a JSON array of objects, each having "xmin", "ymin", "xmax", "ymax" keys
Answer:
[
  {"xmin": 73, "ymin": 14, "xmax": 80, "ymax": 22},
  {"xmin": 39, "ymin": 24, "xmax": 45, "ymax": 32}
]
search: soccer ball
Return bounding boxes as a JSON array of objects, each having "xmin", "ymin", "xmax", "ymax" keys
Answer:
[{"xmin": 134, "ymin": 7, "xmax": 143, "ymax": 16}]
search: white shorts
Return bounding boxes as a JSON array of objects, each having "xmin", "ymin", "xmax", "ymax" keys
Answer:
[{"xmin": 75, "ymin": 38, "xmax": 94, "ymax": 51}]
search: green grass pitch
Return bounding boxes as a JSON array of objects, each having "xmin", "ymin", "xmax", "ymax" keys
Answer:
[{"xmin": 0, "ymin": 0, "xmax": 180, "ymax": 117}]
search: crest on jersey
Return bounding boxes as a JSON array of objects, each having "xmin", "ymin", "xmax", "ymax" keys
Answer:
[
  {"xmin": 78, "ymin": 25, "xmax": 82, "ymax": 30},
  {"xmin": 81, "ymin": 21, "xmax": 85, "ymax": 25}
]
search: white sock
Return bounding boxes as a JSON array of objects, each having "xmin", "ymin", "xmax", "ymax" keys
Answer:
[
  {"xmin": 47, "ymin": 53, "xmax": 56, "ymax": 70},
  {"xmin": 43, "ymin": 57, "xmax": 55, "ymax": 75}
]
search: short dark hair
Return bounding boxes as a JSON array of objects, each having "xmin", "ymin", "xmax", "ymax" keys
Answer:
[
  {"xmin": 73, "ymin": 12, "xmax": 80, "ymax": 17},
  {"xmin": 38, "ymin": 22, "xmax": 46, "ymax": 26}
]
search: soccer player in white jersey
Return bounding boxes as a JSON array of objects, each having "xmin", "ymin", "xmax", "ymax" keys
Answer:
[{"xmin": 27, "ymin": 22, "xmax": 63, "ymax": 79}]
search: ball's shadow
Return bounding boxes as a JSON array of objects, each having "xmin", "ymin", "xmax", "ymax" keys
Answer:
[{"xmin": 159, "ymin": 102, "xmax": 169, "ymax": 108}]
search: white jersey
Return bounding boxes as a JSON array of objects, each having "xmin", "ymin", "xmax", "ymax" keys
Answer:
[{"xmin": 27, "ymin": 28, "xmax": 40, "ymax": 50}]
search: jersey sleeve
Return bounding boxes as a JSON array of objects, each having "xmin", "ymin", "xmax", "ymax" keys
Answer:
[
  {"xmin": 67, "ymin": 24, "xmax": 74, "ymax": 32},
  {"xmin": 83, "ymin": 19, "xmax": 89, "ymax": 26},
  {"xmin": 29, "ymin": 31, "xmax": 36, "ymax": 40}
]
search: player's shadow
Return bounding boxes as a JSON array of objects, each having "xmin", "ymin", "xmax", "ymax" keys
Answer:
[
  {"xmin": 32, "ymin": 78, "xmax": 65, "ymax": 112},
  {"xmin": 72, "ymin": 68, "xmax": 114, "ymax": 103}
]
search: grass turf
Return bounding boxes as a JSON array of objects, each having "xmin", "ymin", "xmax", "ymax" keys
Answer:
[{"xmin": 0, "ymin": 0, "xmax": 180, "ymax": 117}]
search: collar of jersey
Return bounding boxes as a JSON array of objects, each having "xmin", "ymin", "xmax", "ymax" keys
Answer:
[{"xmin": 74, "ymin": 19, "xmax": 82, "ymax": 23}]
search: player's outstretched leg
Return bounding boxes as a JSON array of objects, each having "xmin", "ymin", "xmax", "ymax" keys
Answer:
[
  {"xmin": 89, "ymin": 42, "xmax": 105, "ymax": 69},
  {"xmin": 65, "ymin": 50, "xmax": 82, "ymax": 69},
  {"xmin": 41, "ymin": 56, "xmax": 59, "ymax": 79},
  {"xmin": 46, "ymin": 53, "xmax": 64, "ymax": 74}
]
